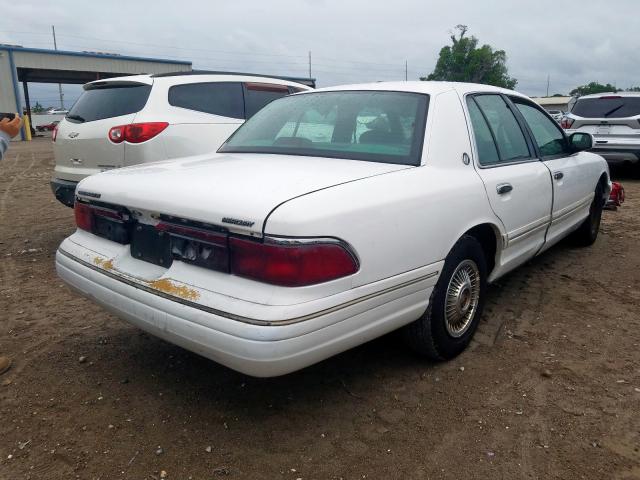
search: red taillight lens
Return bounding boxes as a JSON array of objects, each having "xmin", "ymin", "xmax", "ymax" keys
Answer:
[
  {"xmin": 108, "ymin": 122, "xmax": 168, "ymax": 144},
  {"xmin": 74, "ymin": 201, "xmax": 94, "ymax": 232},
  {"xmin": 125, "ymin": 122, "xmax": 168, "ymax": 143},
  {"xmin": 52, "ymin": 125, "xmax": 58, "ymax": 142},
  {"xmin": 560, "ymin": 117, "xmax": 574, "ymax": 129},
  {"xmin": 229, "ymin": 237, "xmax": 358, "ymax": 287}
]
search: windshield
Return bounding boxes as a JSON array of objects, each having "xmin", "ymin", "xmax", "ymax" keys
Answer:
[
  {"xmin": 219, "ymin": 91, "xmax": 429, "ymax": 166},
  {"xmin": 572, "ymin": 96, "xmax": 640, "ymax": 118},
  {"xmin": 66, "ymin": 84, "xmax": 151, "ymax": 123}
]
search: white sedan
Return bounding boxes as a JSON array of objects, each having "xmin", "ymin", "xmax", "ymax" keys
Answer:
[{"xmin": 56, "ymin": 82, "xmax": 610, "ymax": 377}]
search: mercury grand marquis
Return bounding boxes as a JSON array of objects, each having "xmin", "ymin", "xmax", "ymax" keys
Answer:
[{"xmin": 56, "ymin": 82, "xmax": 610, "ymax": 377}]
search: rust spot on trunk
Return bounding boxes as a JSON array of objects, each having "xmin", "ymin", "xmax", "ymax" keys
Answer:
[
  {"xmin": 94, "ymin": 257, "xmax": 114, "ymax": 270},
  {"xmin": 147, "ymin": 278, "xmax": 200, "ymax": 301}
]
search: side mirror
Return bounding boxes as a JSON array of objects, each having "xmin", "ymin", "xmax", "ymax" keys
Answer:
[{"xmin": 569, "ymin": 132, "xmax": 593, "ymax": 153}]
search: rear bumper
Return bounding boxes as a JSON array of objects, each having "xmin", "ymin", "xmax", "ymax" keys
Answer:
[
  {"xmin": 589, "ymin": 141, "xmax": 640, "ymax": 164},
  {"xmin": 55, "ymin": 247, "xmax": 434, "ymax": 377},
  {"xmin": 50, "ymin": 178, "xmax": 77, "ymax": 207}
]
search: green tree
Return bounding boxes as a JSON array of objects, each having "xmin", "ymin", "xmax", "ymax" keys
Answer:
[
  {"xmin": 569, "ymin": 82, "xmax": 618, "ymax": 97},
  {"xmin": 32, "ymin": 102, "xmax": 44, "ymax": 113},
  {"xmin": 422, "ymin": 25, "xmax": 517, "ymax": 89}
]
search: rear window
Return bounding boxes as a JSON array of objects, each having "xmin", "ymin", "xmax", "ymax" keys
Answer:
[
  {"xmin": 244, "ymin": 83, "xmax": 291, "ymax": 118},
  {"xmin": 67, "ymin": 84, "xmax": 151, "ymax": 123},
  {"xmin": 220, "ymin": 91, "xmax": 428, "ymax": 166},
  {"xmin": 572, "ymin": 96, "xmax": 640, "ymax": 118},
  {"xmin": 168, "ymin": 82, "xmax": 244, "ymax": 119}
]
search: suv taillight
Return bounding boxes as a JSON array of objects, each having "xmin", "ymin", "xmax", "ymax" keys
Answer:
[
  {"xmin": 108, "ymin": 122, "xmax": 169, "ymax": 144},
  {"xmin": 560, "ymin": 117, "xmax": 574, "ymax": 129}
]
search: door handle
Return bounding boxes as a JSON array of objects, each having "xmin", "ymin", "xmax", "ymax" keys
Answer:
[
  {"xmin": 496, "ymin": 183, "xmax": 513, "ymax": 195},
  {"xmin": 553, "ymin": 171, "xmax": 564, "ymax": 180}
]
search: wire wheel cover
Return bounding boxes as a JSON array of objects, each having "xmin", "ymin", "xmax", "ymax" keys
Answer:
[{"xmin": 444, "ymin": 259, "xmax": 481, "ymax": 337}]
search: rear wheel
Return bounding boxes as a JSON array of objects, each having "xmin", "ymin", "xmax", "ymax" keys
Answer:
[
  {"xmin": 571, "ymin": 183, "xmax": 604, "ymax": 247},
  {"xmin": 403, "ymin": 235, "xmax": 487, "ymax": 360}
]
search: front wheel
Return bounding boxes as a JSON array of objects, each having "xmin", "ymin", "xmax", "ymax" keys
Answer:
[
  {"xmin": 571, "ymin": 183, "xmax": 604, "ymax": 247},
  {"xmin": 402, "ymin": 235, "xmax": 487, "ymax": 360}
]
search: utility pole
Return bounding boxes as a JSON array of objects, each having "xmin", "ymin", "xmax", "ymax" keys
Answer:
[
  {"xmin": 405, "ymin": 60, "xmax": 408, "ymax": 81},
  {"xmin": 308, "ymin": 51, "xmax": 312, "ymax": 79},
  {"xmin": 52, "ymin": 25, "xmax": 64, "ymax": 109},
  {"xmin": 546, "ymin": 74, "xmax": 550, "ymax": 97}
]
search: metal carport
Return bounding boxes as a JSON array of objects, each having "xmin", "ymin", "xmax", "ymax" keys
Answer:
[{"xmin": 0, "ymin": 45, "xmax": 192, "ymax": 139}]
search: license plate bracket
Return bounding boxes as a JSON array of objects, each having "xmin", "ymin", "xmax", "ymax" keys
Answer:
[{"xmin": 130, "ymin": 224, "xmax": 172, "ymax": 267}]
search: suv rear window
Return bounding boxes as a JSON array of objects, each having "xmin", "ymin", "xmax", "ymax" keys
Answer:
[
  {"xmin": 168, "ymin": 82, "xmax": 244, "ymax": 119},
  {"xmin": 244, "ymin": 83, "xmax": 291, "ymax": 118},
  {"xmin": 66, "ymin": 84, "xmax": 151, "ymax": 123},
  {"xmin": 572, "ymin": 96, "xmax": 640, "ymax": 118}
]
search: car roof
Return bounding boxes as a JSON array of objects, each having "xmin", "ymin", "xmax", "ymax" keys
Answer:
[
  {"xmin": 308, "ymin": 81, "xmax": 529, "ymax": 99},
  {"xmin": 577, "ymin": 91, "xmax": 640, "ymax": 99},
  {"xmin": 84, "ymin": 73, "xmax": 312, "ymax": 90}
]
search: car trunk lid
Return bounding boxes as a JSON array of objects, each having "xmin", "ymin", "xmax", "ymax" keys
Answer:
[{"xmin": 76, "ymin": 152, "xmax": 410, "ymax": 235}]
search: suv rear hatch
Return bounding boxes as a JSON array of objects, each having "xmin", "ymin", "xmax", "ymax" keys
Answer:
[
  {"xmin": 569, "ymin": 95, "xmax": 640, "ymax": 142},
  {"xmin": 53, "ymin": 77, "xmax": 153, "ymax": 183}
]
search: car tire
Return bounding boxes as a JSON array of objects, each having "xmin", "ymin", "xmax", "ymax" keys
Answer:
[
  {"xmin": 403, "ymin": 234, "xmax": 488, "ymax": 361},
  {"xmin": 571, "ymin": 183, "xmax": 604, "ymax": 247}
]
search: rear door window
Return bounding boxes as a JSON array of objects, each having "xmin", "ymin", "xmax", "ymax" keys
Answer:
[
  {"xmin": 467, "ymin": 99, "xmax": 500, "ymax": 165},
  {"xmin": 572, "ymin": 96, "xmax": 640, "ymax": 118},
  {"xmin": 471, "ymin": 95, "xmax": 531, "ymax": 164},
  {"xmin": 513, "ymin": 100, "xmax": 569, "ymax": 157},
  {"xmin": 168, "ymin": 82, "xmax": 244, "ymax": 119},
  {"xmin": 244, "ymin": 83, "xmax": 291, "ymax": 118},
  {"xmin": 66, "ymin": 84, "xmax": 151, "ymax": 123}
]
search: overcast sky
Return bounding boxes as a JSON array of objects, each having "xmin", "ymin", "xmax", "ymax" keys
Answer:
[{"xmin": 2, "ymin": 0, "xmax": 638, "ymax": 109}]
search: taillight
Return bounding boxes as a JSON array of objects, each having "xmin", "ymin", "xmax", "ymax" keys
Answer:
[
  {"xmin": 108, "ymin": 122, "xmax": 168, "ymax": 144},
  {"xmin": 74, "ymin": 201, "xmax": 129, "ymax": 243},
  {"xmin": 229, "ymin": 237, "xmax": 358, "ymax": 287},
  {"xmin": 560, "ymin": 117, "xmax": 574, "ymax": 129},
  {"xmin": 108, "ymin": 126, "xmax": 125, "ymax": 143},
  {"xmin": 74, "ymin": 201, "xmax": 94, "ymax": 232},
  {"xmin": 52, "ymin": 125, "xmax": 58, "ymax": 142}
]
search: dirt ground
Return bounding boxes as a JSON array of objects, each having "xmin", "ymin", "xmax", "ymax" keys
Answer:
[{"xmin": 1, "ymin": 138, "xmax": 639, "ymax": 480}]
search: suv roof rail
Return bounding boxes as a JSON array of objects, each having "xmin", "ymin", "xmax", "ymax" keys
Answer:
[{"xmin": 151, "ymin": 70, "xmax": 316, "ymax": 88}]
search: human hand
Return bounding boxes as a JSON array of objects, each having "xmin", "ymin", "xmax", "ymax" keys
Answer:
[{"xmin": 0, "ymin": 114, "xmax": 23, "ymax": 138}]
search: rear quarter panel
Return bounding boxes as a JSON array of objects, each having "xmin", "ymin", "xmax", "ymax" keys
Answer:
[
  {"xmin": 265, "ymin": 89, "xmax": 503, "ymax": 288},
  {"xmin": 135, "ymin": 77, "xmax": 244, "ymax": 160}
]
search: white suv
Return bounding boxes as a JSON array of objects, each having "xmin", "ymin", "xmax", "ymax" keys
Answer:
[
  {"xmin": 562, "ymin": 92, "xmax": 640, "ymax": 168},
  {"xmin": 51, "ymin": 73, "xmax": 312, "ymax": 206}
]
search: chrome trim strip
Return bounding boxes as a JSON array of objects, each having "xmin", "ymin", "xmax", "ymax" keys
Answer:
[
  {"xmin": 58, "ymin": 249, "xmax": 438, "ymax": 326},
  {"xmin": 551, "ymin": 196, "xmax": 592, "ymax": 225},
  {"xmin": 508, "ymin": 222, "xmax": 549, "ymax": 244},
  {"xmin": 507, "ymin": 217, "xmax": 550, "ymax": 244}
]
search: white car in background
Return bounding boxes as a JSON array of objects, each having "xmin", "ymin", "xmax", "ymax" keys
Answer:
[
  {"xmin": 56, "ymin": 82, "xmax": 609, "ymax": 377},
  {"xmin": 51, "ymin": 73, "xmax": 312, "ymax": 206},
  {"xmin": 47, "ymin": 108, "xmax": 69, "ymax": 115},
  {"xmin": 546, "ymin": 109, "xmax": 563, "ymax": 122},
  {"xmin": 562, "ymin": 92, "xmax": 640, "ymax": 168}
]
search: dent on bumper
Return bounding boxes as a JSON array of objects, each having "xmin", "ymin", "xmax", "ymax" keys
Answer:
[{"xmin": 56, "ymin": 249, "xmax": 436, "ymax": 377}]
